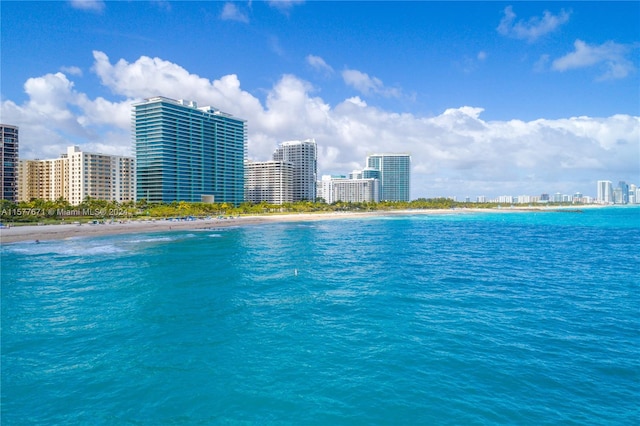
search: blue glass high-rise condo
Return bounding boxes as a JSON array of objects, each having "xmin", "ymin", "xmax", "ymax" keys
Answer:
[
  {"xmin": 133, "ymin": 97, "xmax": 247, "ymax": 205},
  {"xmin": 366, "ymin": 153, "xmax": 411, "ymax": 202}
]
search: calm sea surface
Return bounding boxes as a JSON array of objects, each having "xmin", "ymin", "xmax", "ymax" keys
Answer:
[{"xmin": 2, "ymin": 207, "xmax": 639, "ymax": 424}]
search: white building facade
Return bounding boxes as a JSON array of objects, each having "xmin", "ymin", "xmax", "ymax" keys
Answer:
[
  {"xmin": 245, "ymin": 160, "xmax": 294, "ymax": 205},
  {"xmin": 18, "ymin": 146, "xmax": 135, "ymax": 205},
  {"xmin": 272, "ymin": 139, "xmax": 317, "ymax": 201},
  {"xmin": 317, "ymin": 175, "xmax": 380, "ymax": 204},
  {"xmin": 597, "ymin": 180, "xmax": 613, "ymax": 204}
]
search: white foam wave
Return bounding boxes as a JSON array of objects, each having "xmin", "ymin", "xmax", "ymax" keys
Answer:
[
  {"xmin": 4, "ymin": 241, "xmax": 125, "ymax": 257},
  {"xmin": 126, "ymin": 236, "xmax": 174, "ymax": 244}
]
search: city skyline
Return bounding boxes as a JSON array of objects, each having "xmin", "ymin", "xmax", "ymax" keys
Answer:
[
  {"xmin": 1, "ymin": 1, "xmax": 639, "ymax": 199},
  {"xmin": 5, "ymin": 117, "xmax": 638, "ymax": 204},
  {"xmin": 9, "ymin": 129, "xmax": 636, "ymax": 204}
]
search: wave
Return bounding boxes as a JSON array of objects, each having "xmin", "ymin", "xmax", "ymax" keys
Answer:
[{"xmin": 5, "ymin": 241, "xmax": 126, "ymax": 257}]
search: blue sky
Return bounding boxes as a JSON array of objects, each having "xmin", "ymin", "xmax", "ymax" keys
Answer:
[{"xmin": 2, "ymin": 1, "xmax": 639, "ymax": 199}]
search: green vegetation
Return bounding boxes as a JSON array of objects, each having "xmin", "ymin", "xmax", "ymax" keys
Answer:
[{"xmin": 0, "ymin": 197, "xmax": 583, "ymax": 225}]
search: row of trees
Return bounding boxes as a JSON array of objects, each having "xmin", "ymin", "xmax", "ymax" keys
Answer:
[
  {"xmin": 3, "ymin": 196, "xmax": 575, "ymax": 224},
  {"xmin": 0, "ymin": 197, "xmax": 505, "ymax": 224}
]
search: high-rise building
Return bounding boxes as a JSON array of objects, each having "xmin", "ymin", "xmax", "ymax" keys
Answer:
[
  {"xmin": 629, "ymin": 184, "xmax": 638, "ymax": 204},
  {"xmin": 245, "ymin": 160, "xmax": 294, "ymax": 205},
  {"xmin": 272, "ymin": 139, "xmax": 317, "ymax": 201},
  {"xmin": 18, "ymin": 146, "xmax": 135, "ymax": 205},
  {"xmin": 553, "ymin": 192, "xmax": 563, "ymax": 203},
  {"xmin": 18, "ymin": 160, "xmax": 52, "ymax": 201},
  {"xmin": 317, "ymin": 175, "xmax": 379, "ymax": 204},
  {"xmin": 66, "ymin": 146, "xmax": 135, "ymax": 205},
  {"xmin": 133, "ymin": 97, "xmax": 247, "ymax": 204},
  {"xmin": 365, "ymin": 153, "xmax": 411, "ymax": 202},
  {"xmin": 617, "ymin": 181, "xmax": 629, "ymax": 204},
  {"xmin": 1, "ymin": 124, "xmax": 19, "ymax": 201},
  {"xmin": 597, "ymin": 180, "xmax": 613, "ymax": 204}
]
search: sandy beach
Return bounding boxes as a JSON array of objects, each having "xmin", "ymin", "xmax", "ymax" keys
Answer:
[
  {"xmin": 0, "ymin": 209, "xmax": 488, "ymax": 244},
  {"xmin": 0, "ymin": 206, "xmax": 592, "ymax": 244}
]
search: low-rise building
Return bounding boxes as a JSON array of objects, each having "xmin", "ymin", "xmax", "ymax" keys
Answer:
[{"xmin": 317, "ymin": 175, "xmax": 379, "ymax": 204}]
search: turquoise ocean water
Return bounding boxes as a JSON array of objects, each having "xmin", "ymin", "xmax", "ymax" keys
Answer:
[{"xmin": 2, "ymin": 207, "xmax": 639, "ymax": 424}]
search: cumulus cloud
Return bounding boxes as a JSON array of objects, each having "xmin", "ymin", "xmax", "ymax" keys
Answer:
[
  {"xmin": 552, "ymin": 40, "xmax": 636, "ymax": 80},
  {"xmin": 69, "ymin": 0, "xmax": 105, "ymax": 12},
  {"xmin": 220, "ymin": 2, "xmax": 249, "ymax": 23},
  {"xmin": 342, "ymin": 69, "xmax": 402, "ymax": 98},
  {"xmin": 306, "ymin": 55, "xmax": 334, "ymax": 75},
  {"xmin": 497, "ymin": 5, "xmax": 570, "ymax": 42},
  {"xmin": 0, "ymin": 69, "xmax": 132, "ymax": 159},
  {"xmin": 3, "ymin": 51, "xmax": 638, "ymax": 198}
]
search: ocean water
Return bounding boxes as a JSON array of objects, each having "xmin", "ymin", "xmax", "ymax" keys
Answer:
[{"xmin": 2, "ymin": 207, "xmax": 639, "ymax": 425}]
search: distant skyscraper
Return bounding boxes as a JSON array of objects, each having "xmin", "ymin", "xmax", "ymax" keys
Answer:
[
  {"xmin": 597, "ymin": 180, "xmax": 613, "ymax": 204},
  {"xmin": 617, "ymin": 181, "xmax": 629, "ymax": 204},
  {"xmin": 272, "ymin": 139, "xmax": 317, "ymax": 201},
  {"xmin": 133, "ymin": 97, "xmax": 247, "ymax": 204},
  {"xmin": 365, "ymin": 153, "xmax": 411, "ymax": 202},
  {"xmin": 629, "ymin": 184, "xmax": 638, "ymax": 204},
  {"xmin": 1, "ymin": 124, "xmax": 19, "ymax": 202}
]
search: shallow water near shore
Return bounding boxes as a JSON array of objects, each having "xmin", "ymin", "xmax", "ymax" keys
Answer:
[{"xmin": 2, "ymin": 207, "xmax": 639, "ymax": 424}]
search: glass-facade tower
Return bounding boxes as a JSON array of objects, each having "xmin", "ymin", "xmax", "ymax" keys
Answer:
[
  {"xmin": 366, "ymin": 153, "xmax": 411, "ymax": 202},
  {"xmin": 1, "ymin": 124, "xmax": 19, "ymax": 202},
  {"xmin": 133, "ymin": 97, "xmax": 247, "ymax": 205}
]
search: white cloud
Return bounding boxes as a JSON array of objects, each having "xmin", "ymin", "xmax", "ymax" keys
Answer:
[
  {"xmin": 534, "ymin": 54, "xmax": 550, "ymax": 73},
  {"xmin": 456, "ymin": 53, "xmax": 486, "ymax": 74},
  {"xmin": 3, "ymin": 51, "xmax": 638, "ymax": 199},
  {"xmin": 268, "ymin": 35, "xmax": 285, "ymax": 57},
  {"xmin": 0, "ymin": 70, "xmax": 132, "ymax": 160},
  {"xmin": 268, "ymin": 0, "xmax": 304, "ymax": 13},
  {"xmin": 342, "ymin": 69, "xmax": 402, "ymax": 98},
  {"xmin": 497, "ymin": 6, "xmax": 570, "ymax": 42},
  {"xmin": 220, "ymin": 2, "xmax": 249, "ymax": 23},
  {"xmin": 306, "ymin": 55, "xmax": 334, "ymax": 75},
  {"xmin": 60, "ymin": 66, "xmax": 83, "ymax": 76},
  {"xmin": 69, "ymin": 0, "xmax": 105, "ymax": 13},
  {"xmin": 552, "ymin": 40, "xmax": 635, "ymax": 80}
]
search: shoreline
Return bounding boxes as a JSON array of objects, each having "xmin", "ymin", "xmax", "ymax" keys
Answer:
[{"xmin": 0, "ymin": 206, "xmax": 604, "ymax": 244}]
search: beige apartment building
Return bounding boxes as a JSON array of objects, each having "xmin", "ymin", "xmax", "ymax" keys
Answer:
[
  {"xmin": 245, "ymin": 160, "xmax": 294, "ymax": 205},
  {"xmin": 18, "ymin": 146, "xmax": 135, "ymax": 205}
]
